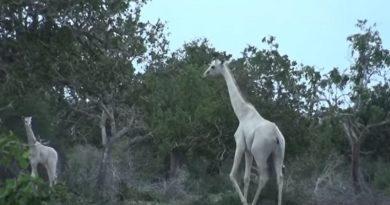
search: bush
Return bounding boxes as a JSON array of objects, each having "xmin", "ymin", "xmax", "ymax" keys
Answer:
[
  {"xmin": 0, "ymin": 175, "xmax": 50, "ymax": 205},
  {"xmin": 283, "ymin": 152, "xmax": 390, "ymax": 205},
  {"xmin": 47, "ymin": 182, "xmax": 91, "ymax": 205},
  {"xmin": 374, "ymin": 160, "xmax": 390, "ymax": 195},
  {"xmin": 0, "ymin": 131, "xmax": 29, "ymax": 170},
  {"xmin": 63, "ymin": 144, "xmax": 101, "ymax": 199}
]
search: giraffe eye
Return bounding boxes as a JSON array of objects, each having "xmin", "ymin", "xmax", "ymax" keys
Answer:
[{"xmin": 211, "ymin": 66, "xmax": 215, "ymax": 69}]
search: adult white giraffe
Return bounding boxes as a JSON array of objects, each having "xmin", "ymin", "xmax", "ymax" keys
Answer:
[
  {"xmin": 23, "ymin": 116, "xmax": 58, "ymax": 187},
  {"xmin": 203, "ymin": 59, "xmax": 285, "ymax": 205}
]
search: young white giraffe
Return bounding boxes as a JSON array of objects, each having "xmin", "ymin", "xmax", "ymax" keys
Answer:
[
  {"xmin": 203, "ymin": 59, "xmax": 285, "ymax": 205},
  {"xmin": 23, "ymin": 116, "xmax": 58, "ymax": 187}
]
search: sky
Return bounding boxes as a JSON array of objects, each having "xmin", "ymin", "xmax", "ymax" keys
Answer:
[{"xmin": 141, "ymin": 0, "xmax": 390, "ymax": 71}]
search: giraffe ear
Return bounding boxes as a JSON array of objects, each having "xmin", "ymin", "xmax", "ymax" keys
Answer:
[{"xmin": 223, "ymin": 58, "xmax": 232, "ymax": 66}]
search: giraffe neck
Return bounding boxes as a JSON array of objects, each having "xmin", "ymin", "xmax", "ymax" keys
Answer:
[
  {"xmin": 222, "ymin": 66, "xmax": 251, "ymax": 120},
  {"xmin": 24, "ymin": 123, "xmax": 37, "ymax": 145}
]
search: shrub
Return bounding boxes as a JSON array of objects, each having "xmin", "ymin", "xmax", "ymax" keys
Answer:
[
  {"xmin": 0, "ymin": 175, "xmax": 50, "ymax": 205},
  {"xmin": 374, "ymin": 160, "xmax": 390, "ymax": 195},
  {"xmin": 0, "ymin": 131, "xmax": 29, "ymax": 170},
  {"xmin": 63, "ymin": 144, "xmax": 101, "ymax": 199}
]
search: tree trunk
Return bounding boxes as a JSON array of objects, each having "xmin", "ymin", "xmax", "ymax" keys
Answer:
[
  {"xmin": 169, "ymin": 150, "xmax": 179, "ymax": 178},
  {"xmin": 351, "ymin": 140, "xmax": 362, "ymax": 193},
  {"xmin": 94, "ymin": 105, "xmax": 137, "ymax": 193},
  {"xmin": 169, "ymin": 148, "xmax": 186, "ymax": 178},
  {"xmin": 96, "ymin": 110, "xmax": 111, "ymax": 192},
  {"xmin": 343, "ymin": 119, "xmax": 364, "ymax": 193},
  {"xmin": 96, "ymin": 145, "xmax": 111, "ymax": 189}
]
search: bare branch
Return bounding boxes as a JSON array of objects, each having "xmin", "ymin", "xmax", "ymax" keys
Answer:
[
  {"xmin": 100, "ymin": 110, "xmax": 108, "ymax": 146},
  {"xmin": 0, "ymin": 102, "xmax": 13, "ymax": 112},
  {"xmin": 86, "ymin": 94, "xmax": 100, "ymax": 104},
  {"xmin": 214, "ymin": 122, "xmax": 226, "ymax": 161},
  {"xmin": 0, "ymin": 67, "xmax": 10, "ymax": 82},
  {"xmin": 99, "ymin": 102, "xmax": 117, "ymax": 135},
  {"xmin": 128, "ymin": 132, "xmax": 153, "ymax": 147},
  {"xmin": 314, "ymin": 97, "xmax": 333, "ymax": 108},
  {"xmin": 99, "ymin": 102, "xmax": 110, "ymax": 116},
  {"xmin": 70, "ymin": 105, "xmax": 100, "ymax": 119},
  {"xmin": 343, "ymin": 120, "xmax": 359, "ymax": 143},
  {"xmin": 110, "ymin": 112, "xmax": 136, "ymax": 143},
  {"xmin": 366, "ymin": 119, "xmax": 390, "ymax": 129},
  {"xmin": 337, "ymin": 113, "xmax": 354, "ymax": 118},
  {"xmin": 111, "ymin": 126, "xmax": 144, "ymax": 145}
]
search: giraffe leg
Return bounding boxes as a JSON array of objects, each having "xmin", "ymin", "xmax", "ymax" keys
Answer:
[
  {"xmin": 44, "ymin": 163, "xmax": 53, "ymax": 187},
  {"xmin": 251, "ymin": 156, "xmax": 269, "ymax": 205},
  {"xmin": 274, "ymin": 150, "xmax": 284, "ymax": 205},
  {"xmin": 230, "ymin": 143, "xmax": 247, "ymax": 205},
  {"xmin": 275, "ymin": 163, "xmax": 284, "ymax": 205},
  {"xmin": 46, "ymin": 160, "xmax": 57, "ymax": 187},
  {"xmin": 243, "ymin": 151, "xmax": 253, "ymax": 199},
  {"xmin": 48, "ymin": 150, "xmax": 58, "ymax": 187},
  {"xmin": 31, "ymin": 161, "xmax": 38, "ymax": 178}
]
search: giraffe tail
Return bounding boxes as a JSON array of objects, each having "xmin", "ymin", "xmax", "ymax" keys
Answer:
[
  {"xmin": 274, "ymin": 126, "xmax": 285, "ymax": 152},
  {"xmin": 273, "ymin": 124, "xmax": 286, "ymax": 169}
]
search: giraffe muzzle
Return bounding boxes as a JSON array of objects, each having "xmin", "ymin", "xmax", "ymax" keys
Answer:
[{"xmin": 203, "ymin": 70, "xmax": 209, "ymax": 78}]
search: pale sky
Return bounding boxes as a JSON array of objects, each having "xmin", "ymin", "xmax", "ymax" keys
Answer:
[{"xmin": 141, "ymin": 0, "xmax": 390, "ymax": 71}]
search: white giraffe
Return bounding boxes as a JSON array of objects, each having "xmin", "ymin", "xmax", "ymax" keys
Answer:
[
  {"xmin": 23, "ymin": 116, "xmax": 58, "ymax": 187},
  {"xmin": 203, "ymin": 59, "xmax": 285, "ymax": 205}
]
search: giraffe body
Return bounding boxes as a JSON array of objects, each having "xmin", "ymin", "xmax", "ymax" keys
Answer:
[
  {"xmin": 24, "ymin": 116, "xmax": 58, "ymax": 187},
  {"xmin": 203, "ymin": 59, "xmax": 285, "ymax": 205}
]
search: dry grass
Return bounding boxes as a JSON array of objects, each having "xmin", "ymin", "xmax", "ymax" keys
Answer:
[{"xmin": 284, "ymin": 153, "xmax": 390, "ymax": 205}]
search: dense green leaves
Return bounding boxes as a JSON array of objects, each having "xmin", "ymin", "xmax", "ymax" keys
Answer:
[
  {"xmin": 143, "ymin": 40, "xmax": 234, "ymax": 160},
  {"xmin": 0, "ymin": 132, "xmax": 29, "ymax": 169}
]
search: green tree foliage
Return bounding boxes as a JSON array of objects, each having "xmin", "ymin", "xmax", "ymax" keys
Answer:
[
  {"xmin": 0, "ymin": 175, "xmax": 50, "ymax": 205},
  {"xmin": 0, "ymin": 0, "xmax": 167, "ymax": 142},
  {"xmin": 0, "ymin": 0, "xmax": 168, "ymax": 198},
  {"xmin": 142, "ymin": 40, "xmax": 235, "ymax": 176},
  {"xmin": 234, "ymin": 36, "xmax": 315, "ymax": 157},
  {"xmin": 317, "ymin": 20, "xmax": 390, "ymax": 193},
  {"xmin": 0, "ymin": 131, "xmax": 49, "ymax": 205},
  {"xmin": 363, "ymin": 83, "xmax": 390, "ymax": 158},
  {"xmin": 0, "ymin": 132, "xmax": 29, "ymax": 170}
]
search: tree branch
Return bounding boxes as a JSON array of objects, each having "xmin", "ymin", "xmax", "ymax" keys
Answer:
[
  {"xmin": 100, "ymin": 110, "xmax": 108, "ymax": 146},
  {"xmin": 86, "ymin": 94, "xmax": 100, "ymax": 104},
  {"xmin": 99, "ymin": 102, "xmax": 117, "ymax": 136},
  {"xmin": 128, "ymin": 132, "xmax": 153, "ymax": 147},
  {"xmin": 0, "ymin": 102, "xmax": 13, "ymax": 112},
  {"xmin": 110, "ymin": 113, "xmax": 136, "ymax": 143},
  {"xmin": 366, "ymin": 119, "xmax": 390, "ymax": 129},
  {"xmin": 70, "ymin": 105, "xmax": 100, "ymax": 119},
  {"xmin": 214, "ymin": 122, "xmax": 226, "ymax": 161},
  {"xmin": 0, "ymin": 67, "xmax": 10, "ymax": 82},
  {"xmin": 111, "ymin": 126, "xmax": 144, "ymax": 145},
  {"xmin": 343, "ymin": 119, "xmax": 359, "ymax": 143}
]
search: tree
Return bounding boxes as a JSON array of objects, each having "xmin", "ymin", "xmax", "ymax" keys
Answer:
[
  {"xmin": 235, "ymin": 36, "xmax": 315, "ymax": 157},
  {"xmin": 322, "ymin": 20, "xmax": 390, "ymax": 193},
  {"xmin": 0, "ymin": 0, "xmax": 168, "ymax": 194},
  {"xmin": 55, "ymin": 1, "xmax": 167, "ymax": 192},
  {"xmin": 142, "ymin": 39, "xmax": 236, "ymax": 177}
]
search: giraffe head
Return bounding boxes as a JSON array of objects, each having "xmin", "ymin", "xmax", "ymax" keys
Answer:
[
  {"xmin": 203, "ymin": 59, "xmax": 232, "ymax": 78},
  {"xmin": 24, "ymin": 116, "xmax": 32, "ymax": 126}
]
